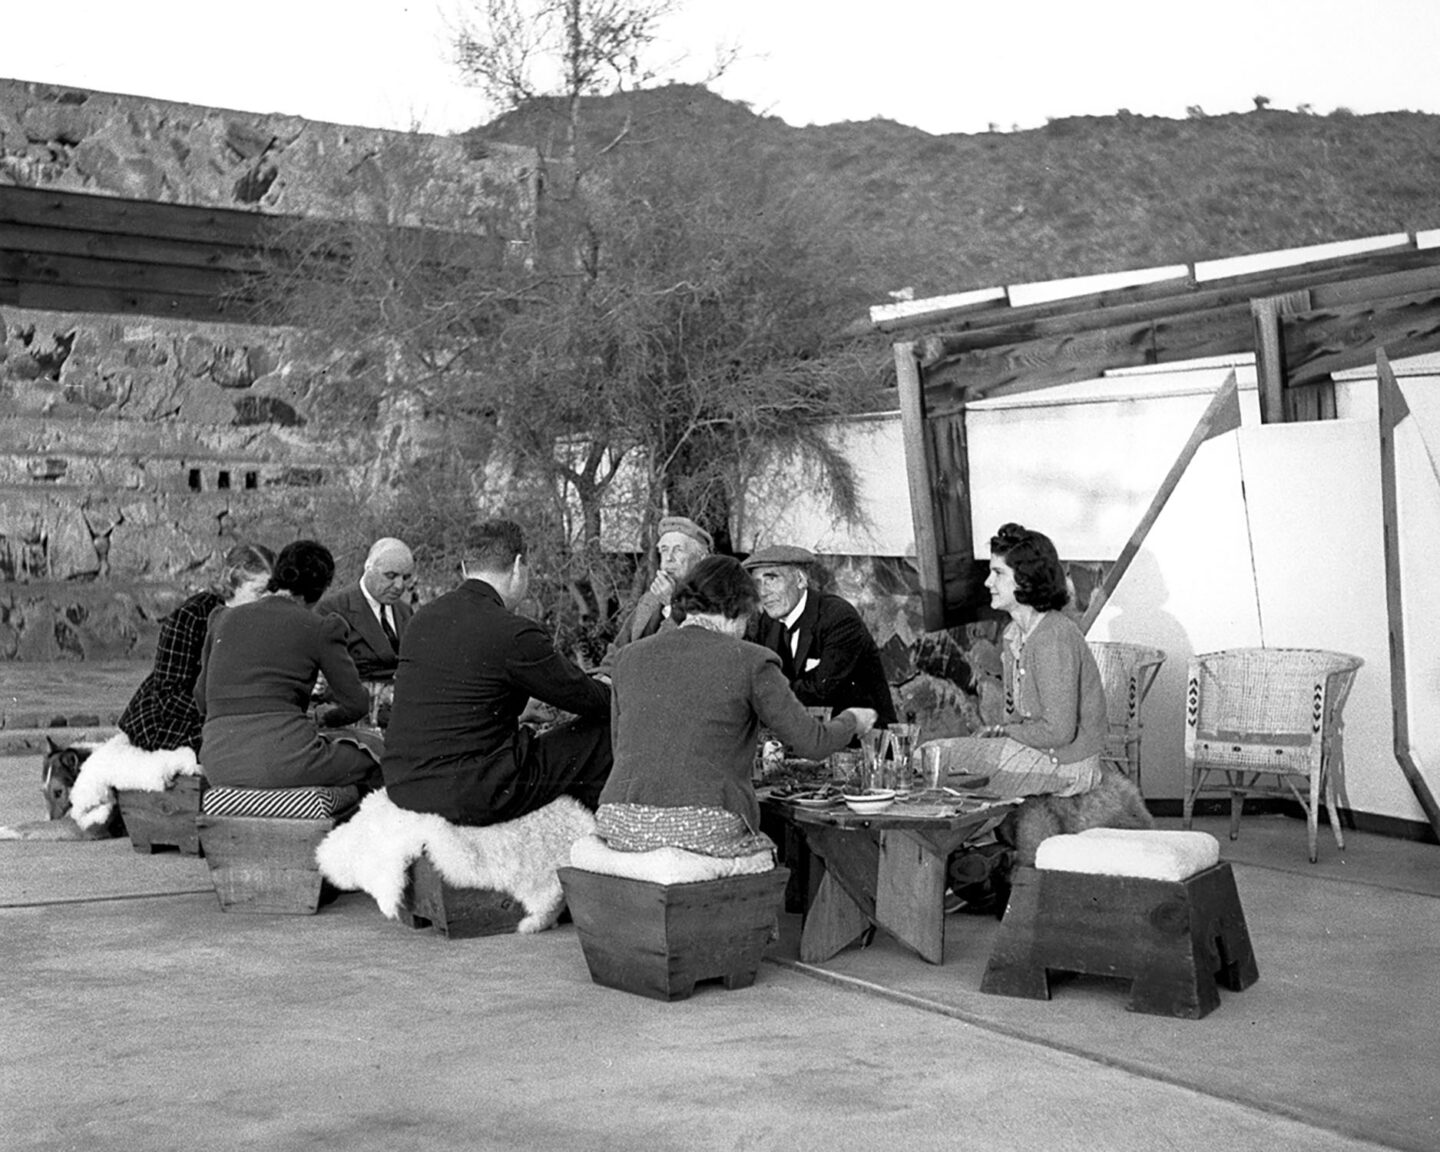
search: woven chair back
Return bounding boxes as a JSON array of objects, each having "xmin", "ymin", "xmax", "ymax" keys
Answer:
[{"xmin": 1186, "ymin": 647, "xmax": 1363, "ymax": 775}]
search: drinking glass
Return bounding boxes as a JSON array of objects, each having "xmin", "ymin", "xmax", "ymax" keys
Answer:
[
  {"xmin": 920, "ymin": 743, "xmax": 946, "ymax": 793},
  {"xmin": 830, "ymin": 749, "xmax": 862, "ymax": 787},
  {"xmin": 858, "ymin": 727, "xmax": 885, "ymax": 791},
  {"xmin": 888, "ymin": 723, "xmax": 919, "ymax": 789}
]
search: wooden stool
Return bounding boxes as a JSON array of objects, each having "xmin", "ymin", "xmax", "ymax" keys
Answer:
[
  {"xmin": 116, "ymin": 776, "xmax": 205, "ymax": 856},
  {"xmin": 981, "ymin": 830, "xmax": 1258, "ymax": 1019},
  {"xmin": 558, "ymin": 866, "xmax": 789, "ymax": 1001},
  {"xmin": 196, "ymin": 814, "xmax": 335, "ymax": 914},
  {"xmin": 196, "ymin": 785, "xmax": 358, "ymax": 915},
  {"xmin": 399, "ymin": 854, "xmax": 526, "ymax": 939}
]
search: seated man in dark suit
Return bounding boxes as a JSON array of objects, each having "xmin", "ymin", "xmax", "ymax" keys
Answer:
[
  {"xmin": 316, "ymin": 537, "xmax": 416, "ymax": 683},
  {"xmin": 381, "ymin": 519, "xmax": 613, "ymax": 827},
  {"xmin": 742, "ymin": 544, "xmax": 897, "ymax": 726}
]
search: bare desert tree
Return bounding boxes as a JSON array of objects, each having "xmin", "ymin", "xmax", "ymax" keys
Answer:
[{"xmin": 250, "ymin": 8, "xmax": 875, "ymax": 655}]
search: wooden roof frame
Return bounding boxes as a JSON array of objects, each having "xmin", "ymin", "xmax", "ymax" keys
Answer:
[
  {"xmin": 895, "ymin": 237, "xmax": 1440, "ymax": 630},
  {"xmin": 0, "ymin": 184, "xmax": 505, "ymax": 325}
]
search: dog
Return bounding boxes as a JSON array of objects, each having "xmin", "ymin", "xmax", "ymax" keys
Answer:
[
  {"xmin": 948, "ymin": 763, "xmax": 1154, "ymax": 916},
  {"xmin": 1010, "ymin": 763, "xmax": 1154, "ymax": 866},
  {"xmin": 0, "ymin": 736, "xmax": 124, "ymax": 841}
]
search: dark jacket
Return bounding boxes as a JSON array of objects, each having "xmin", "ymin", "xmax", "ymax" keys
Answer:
[
  {"xmin": 193, "ymin": 595, "xmax": 378, "ymax": 789},
  {"xmin": 315, "ymin": 583, "xmax": 413, "ymax": 681},
  {"xmin": 381, "ymin": 579, "xmax": 610, "ymax": 823},
  {"xmin": 754, "ymin": 590, "xmax": 897, "ymax": 725}
]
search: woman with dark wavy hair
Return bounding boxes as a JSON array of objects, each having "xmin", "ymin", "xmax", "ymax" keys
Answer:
[
  {"xmin": 195, "ymin": 540, "xmax": 382, "ymax": 790},
  {"xmin": 118, "ymin": 542, "xmax": 275, "ymax": 754},
  {"xmin": 921, "ymin": 523, "xmax": 1150, "ymax": 911},
  {"xmin": 597, "ymin": 555, "xmax": 877, "ymax": 858}
]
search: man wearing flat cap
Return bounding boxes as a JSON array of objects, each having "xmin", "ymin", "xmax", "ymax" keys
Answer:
[
  {"xmin": 743, "ymin": 544, "xmax": 897, "ymax": 726},
  {"xmin": 603, "ymin": 515, "xmax": 713, "ymax": 666}
]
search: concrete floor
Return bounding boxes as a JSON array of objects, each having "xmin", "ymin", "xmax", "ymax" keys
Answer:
[{"xmin": 2, "ymin": 746, "xmax": 1435, "ymax": 1152}]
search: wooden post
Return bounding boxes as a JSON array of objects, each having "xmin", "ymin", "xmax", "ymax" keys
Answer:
[
  {"xmin": 1374, "ymin": 350, "xmax": 1440, "ymax": 839},
  {"xmin": 1081, "ymin": 374, "xmax": 1242, "ymax": 634},
  {"xmin": 1250, "ymin": 290, "xmax": 1311, "ymax": 423},
  {"xmin": 895, "ymin": 341, "xmax": 951, "ymax": 630}
]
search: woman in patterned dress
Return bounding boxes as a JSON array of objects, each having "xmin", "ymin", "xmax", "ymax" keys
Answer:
[
  {"xmin": 597, "ymin": 555, "xmax": 877, "ymax": 858},
  {"xmin": 117, "ymin": 542, "xmax": 274, "ymax": 753}
]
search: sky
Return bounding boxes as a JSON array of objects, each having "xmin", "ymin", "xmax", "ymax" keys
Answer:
[{"xmin": 1, "ymin": 0, "xmax": 1438, "ymax": 137}]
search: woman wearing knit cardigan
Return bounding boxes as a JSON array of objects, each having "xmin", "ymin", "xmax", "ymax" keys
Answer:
[{"xmin": 923, "ymin": 524, "xmax": 1151, "ymax": 909}]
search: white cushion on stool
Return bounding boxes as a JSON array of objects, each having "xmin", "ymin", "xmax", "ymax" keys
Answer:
[
  {"xmin": 569, "ymin": 834, "xmax": 773, "ymax": 885},
  {"xmin": 1035, "ymin": 828, "xmax": 1221, "ymax": 881}
]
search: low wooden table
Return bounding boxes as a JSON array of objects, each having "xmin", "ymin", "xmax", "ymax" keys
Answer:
[{"xmin": 763, "ymin": 795, "xmax": 1018, "ymax": 966}]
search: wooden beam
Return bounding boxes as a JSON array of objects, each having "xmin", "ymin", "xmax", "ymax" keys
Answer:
[
  {"xmin": 1375, "ymin": 349, "xmax": 1440, "ymax": 840},
  {"xmin": 1080, "ymin": 374, "xmax": 1242, "ymax": 634},
  {"xmin": 1282, "ymin": 287, "xmax": 1440, "ymax": 386},
  {"xmin": 0, "ymin": 249, "xmax": 250, "ymax": 300},
  {"xmin": 921, "ymin": 302, "xmax": 1255, "ymax": 411},
  {"xmin": 895, "ymin": 341, "xmax": 948, "ymax": 630},
  {"xmin": 0, "ymin": 184, "xmax": 270, "ymax": 249},
  {"xmin": 918, "ymin": 251, "xmax": 1440, "ymax": 366},
  {"xmin": 891, "ymin": 242, "xmax": 1440, "ymax": 341},
  {"xmin": 3, "ymin": 220, "xmax": 264, "ymax": 273},
  {"xmin": 4, "ymin": 279, "xmax": 260, "ymax": 323},
  {"xmin": 1250, "ymin": 290, "xmax": 1311, "ymax": 424}
]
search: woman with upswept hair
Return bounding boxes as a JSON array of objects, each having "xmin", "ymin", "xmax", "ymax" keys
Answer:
[
  {"xmin": 118, "ymin": 542, "xmax": 275, "ymax": 754},
  {"xmin": 921, "ymin": 523, "xmax": 1151, "ymax": 912},
  {"xmin": 195, "ymin": 539, "xmax": 382, "ymax": 790}
]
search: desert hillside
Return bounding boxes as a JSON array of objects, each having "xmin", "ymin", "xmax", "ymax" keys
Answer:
[{"xmin": 471, "ymin": 83, "xmax": 1440, "ymax": 303}]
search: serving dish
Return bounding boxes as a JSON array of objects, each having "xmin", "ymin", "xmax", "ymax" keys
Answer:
[{"xmin": 843, "ymin": 788, "xmax": 896, "ymax": 815}]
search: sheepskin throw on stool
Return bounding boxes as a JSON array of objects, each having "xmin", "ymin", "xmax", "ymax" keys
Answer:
[
  {"xmin": 67, "ymin": 732, "xmax": 201, "ymax": 831},
  {"xmin": 315, "ymin": 789, "xmax": 596, "ymax": 933}
]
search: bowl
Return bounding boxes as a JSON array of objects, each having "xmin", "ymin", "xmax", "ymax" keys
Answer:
[{"xmin": 843, "ymin": 789, "xmax": 896, "ymax": 815}]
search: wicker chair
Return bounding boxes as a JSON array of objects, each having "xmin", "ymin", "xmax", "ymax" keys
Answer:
[
  {"xmin": 1182, "ymin": 647, "xmax": 1363, "ymax": 862},
  {"xmin": 1088, "ymin": 641, "xmax": 1166, "ymax": 791}
]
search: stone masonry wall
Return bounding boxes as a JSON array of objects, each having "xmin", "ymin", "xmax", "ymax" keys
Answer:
[{"xmin": 0, "ymin": 80, "xmax": 539, "ymax": 660}]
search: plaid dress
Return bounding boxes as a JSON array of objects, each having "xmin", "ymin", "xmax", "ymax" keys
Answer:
[{"xmin": 118, "ymin": 591, "xmax": 223, "ymax": 753}]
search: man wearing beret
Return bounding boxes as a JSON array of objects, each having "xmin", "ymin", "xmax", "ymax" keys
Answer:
[
  {"xmin": 602, "ymin": 515, "xmax": 713, "ymax": 667},
  {"xmin": 743, "ymin": 544, "xmax": 897, "ymax": 726}
]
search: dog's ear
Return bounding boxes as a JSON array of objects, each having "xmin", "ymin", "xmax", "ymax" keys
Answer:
[{"xmin": 46, "ymin": 735, "xmax": 63, "ymax": 755}]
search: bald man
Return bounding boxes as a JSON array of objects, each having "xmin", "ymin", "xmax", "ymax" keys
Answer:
[{"xmin": 316, "ymin": 538, "xmax": 416, "ymax": 683}]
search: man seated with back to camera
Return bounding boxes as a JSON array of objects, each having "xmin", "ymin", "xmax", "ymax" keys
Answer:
[
  {"xmin": 742, "ymin": 544, "xmax": 897, "ymax": 727},
  {"xmin": 380, "ymin": 519, "xmax": 613, "ymax": 827}
]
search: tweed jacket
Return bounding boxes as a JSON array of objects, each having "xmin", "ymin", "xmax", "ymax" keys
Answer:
[
  {"xmin": 316, "ymin": 583, "xmax": 414, "ymax": 681},
  {"xmin": 118, "ymin": 590, "xmax": 224, "ymax": 752},
  {"xmin": 601, "ymin": 626, "xmax": 860, "ymax": 831},
  {"xmin": 1001, "ymin": 610, "xmax": 1107, "ymax": 765},
  {"xmin": 753, "ymin": 590, "xmax": 897, "ymax": 725},
  {"xmin": 381, "ymin": 579, "xmax": 611, "ymax": 821},
  {"xmin": 597, "ymin": 589, "xmax": 678, "ymax": 676}
]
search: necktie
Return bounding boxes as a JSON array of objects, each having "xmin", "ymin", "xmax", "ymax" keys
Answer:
[{"xmin": 380, "ymin": 606, "xmax": 399, "ymax": 652}]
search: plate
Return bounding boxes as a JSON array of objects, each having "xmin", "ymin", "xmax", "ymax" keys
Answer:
[{"xmin": 793, "ymin": 795, "xmax": 842, "ymax": 809}]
